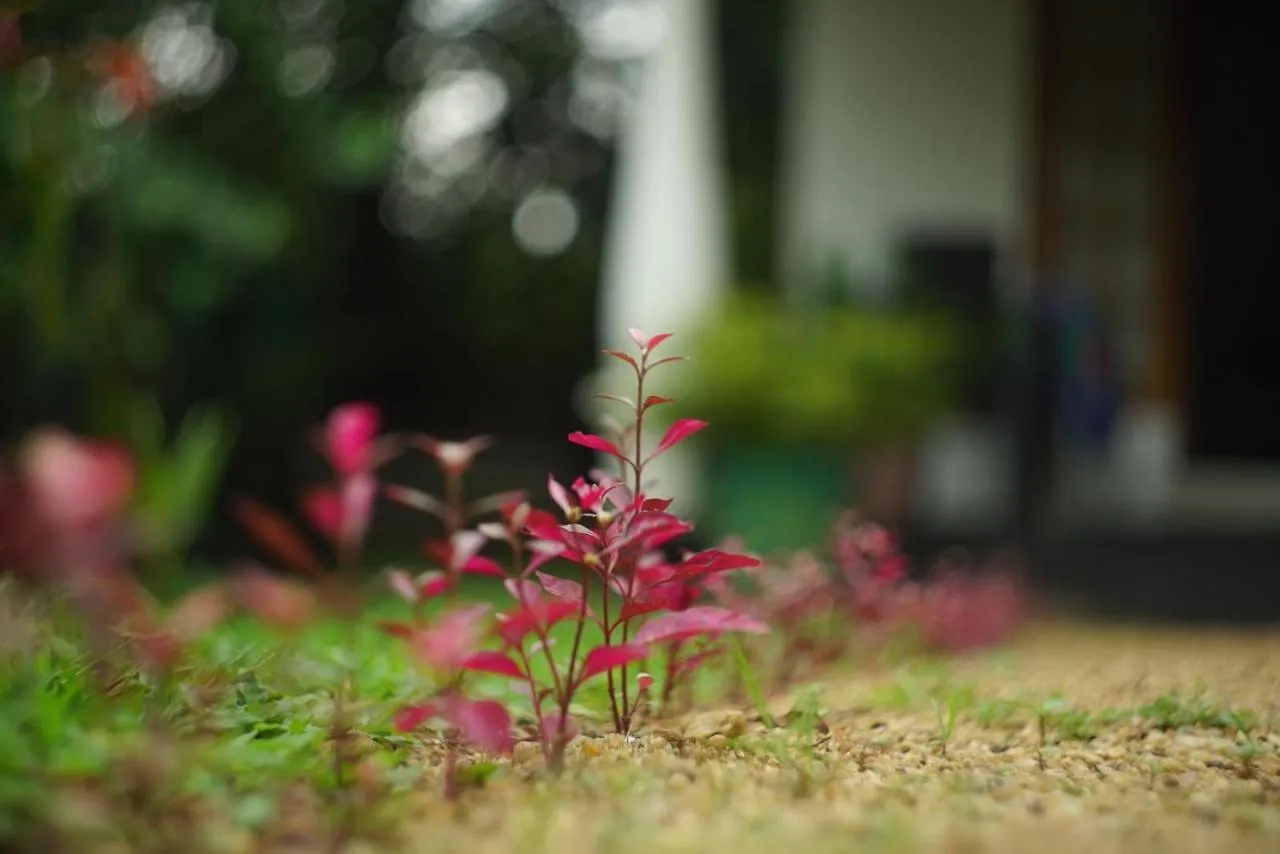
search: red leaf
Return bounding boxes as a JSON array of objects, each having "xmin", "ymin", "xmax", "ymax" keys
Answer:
[
  {"xmin": 301, "ymin": 487, "xmax": 343, "ymax": 541},
  {"xmin": 445, "ymin": 698, "xmax": 513, "ymax": 755},
  {"xmin": 678, "ymin": 549, "xmax": 762, "ymax": 577},
  {"xmin": 393, "ymin": 703, "xmax": 436, "ymax": 732},
  {"xmin": 378, "ymin": 620, "xmax": 414, "ymax": 640},
  {"xmin": 643, "ymin": 332, "xmax": 673, "ymax": 353},
  {"xmin": 652, "ymin": 419, "xmax": 708, "ymax": 458},
  {"xmin": 602, "ymin": 349, "xmax": 639, "ymax": 370},
  {"xmin": 578, "ymin": 643, "xmax": 650, "ymax": 682},
  {"xmin": 418, "ymin": 570, "xmax": 452, "ymax": 598},
  {"xmin": 462, "ymin": 555, "xmax": 507, "ymax": 578},
  {"xmin": 642, "ymin": 395, "xmax": 673, "ymax": 410},
  {"xmin": 617, "ymin": 594, "xmax": 678, "ymax": 622},
  {"xmin": 524, "ymin": 512, "xmax": 566, "ymax": 542},
  {"xmin": 460, "ymin": 650, "xmax": 526, "ymax": 679},
  {"xmin": 495, "ymin": 599, "xmax": 580, "ymax": 646},
  {"xmin": 233, "ymin": 498, "xmax": 324, "ymax": 577},
  {"xmin": 632, "ymin": 606, "xmax": 769, "ymax": 645},
  {"xmin": 567, "ymin": 432, "xmax": 625, "ymax": 458},
  {"xmin": 627, "ymin": 329, "xmax": 673, "ymax": 354}
]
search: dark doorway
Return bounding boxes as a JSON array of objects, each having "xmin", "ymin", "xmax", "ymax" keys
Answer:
[{"xmin": 1181, "ymin": 1, "xmax": 1280, "ymax": 460}]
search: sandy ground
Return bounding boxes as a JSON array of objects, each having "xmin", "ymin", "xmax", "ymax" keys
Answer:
[{"xmin": 324, "ymin": 621, "xmax": 1280, "ymax": 854}]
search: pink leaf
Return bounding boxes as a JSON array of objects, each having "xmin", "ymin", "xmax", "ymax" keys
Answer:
[
  {"xmin": 414, "ymin": 435, "xmax": 490, "ymax": 475},
  {"xmin": 449, "ymin": 530, "xmax": 486, "ymax": 569},
  {"xmin": 387, "ymin": 569, "xmax": 418, "ymax": 603},
  {"xmin": 166, "ymin": 583, "xmax": 230, "ymax": 643},
  {"xmin": 460, "ymin": 650, "xmax": 526, "ymax": 679},
  {"xmin": 324, "ymin": 402, "xmax": 380, "ymax": 476},
  {"xmin": 446, "ymin": 697, "xmax": 513, "ymax": 755},
  {"xmin": 505, "ymin": 577, "xmax": 542, "ymax": 605},
  {"xmin": 411, "ymin": 604, "xmax": 490, "ymax": 670},
  {"xmin": 540, "ymin": 710, "xmax": 579, "ymax": 744},
  {"xmin": 651, "ymin": 419, "xmax": 708, "ymax": 459},
  {"xmin": 546, "ymin": 474, "xmax": 574, "ymax": 517},
  {"xmin": 577, "ymin": 643, "xmax": 650, "ymax": 683},
  {"xmin": 567, "ymin": 432, "xmax": 625, "ymax": 459},
  {"xmin": 633, "ymin": 606, "xmax": 769, "ymax": 645},
  {"xmin": 535, "ymin": 571, "xmax": 588, "ymax": 609},
  {"xmin": 230, "ymin": 565, "xmax": 318, "ymax": 631},
  {"xmin": 18, "ymin": 428, "xmax": 135, "ymax": 530},
  {"xmin": 384, "ymin": 484, "xmax": 446, "ymax": 517},
  {"xmin": 340, "ymin": 473, "xmax": 376, "ymax": 543}
]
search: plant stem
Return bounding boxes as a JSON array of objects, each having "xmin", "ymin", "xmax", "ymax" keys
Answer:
[
  {"xmin": 731, "ymin": 634, "xmax": 774, "ymax": 729},
  {"xmin": 618, "ymin": 367, "xmax": 646, "ymax": 732},
  {"xmin": 550, "ymin": 572, "xmax": 592, "ymax": 767},
  {"xmin": 661, "ymin": 639, "xmax": 683, "ymax": 710},
  {"xmin": 602, "ymin": 582, "xmax": 622, "ymax": 731}
]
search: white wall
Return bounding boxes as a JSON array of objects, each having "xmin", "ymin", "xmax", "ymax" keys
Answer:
[{"xmin": 777, "ymin": 0, "xmax": 1032, "ymax": 292}]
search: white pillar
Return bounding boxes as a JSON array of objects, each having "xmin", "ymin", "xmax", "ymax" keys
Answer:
[{"xmin": 597, "ymin": 0, "xmax": 729, "ymax": 514}]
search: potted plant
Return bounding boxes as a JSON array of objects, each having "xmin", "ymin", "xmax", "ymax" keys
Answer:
[{"xmin": 667, "ymin": 293, "xmax": 961, "ymax": 553}]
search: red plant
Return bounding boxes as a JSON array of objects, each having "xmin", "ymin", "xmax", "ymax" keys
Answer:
[
  {"xmin": 379, "ymin": 600, "xmax": 513, "ymax": 798},
  {"xmin": 233, "ymin": 402, "xmax": 398, "ymax": 622},
  {"xmin": 231, "ymin": 402, "xmax": 404, "ymax": 790},
  {"xmin": 375, "ymin": 331, "xmax": 768, "ymax": 770},
  {"xmin": 456, "ymin": 331, "xmax": 767, "ymax": 767},
  {"xmin": 0, "ymin": 427, "xmax": 232, "ymax": 676}
]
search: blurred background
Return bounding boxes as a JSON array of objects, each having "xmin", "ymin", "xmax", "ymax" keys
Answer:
[{"xmin": 3, "ymin": 0, "xmax": 1278, "ymax": 620}]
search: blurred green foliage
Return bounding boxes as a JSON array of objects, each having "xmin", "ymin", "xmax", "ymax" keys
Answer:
[{"xmin": 676, "ymin": 294, "xmax": 963, "ymax": 448}]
